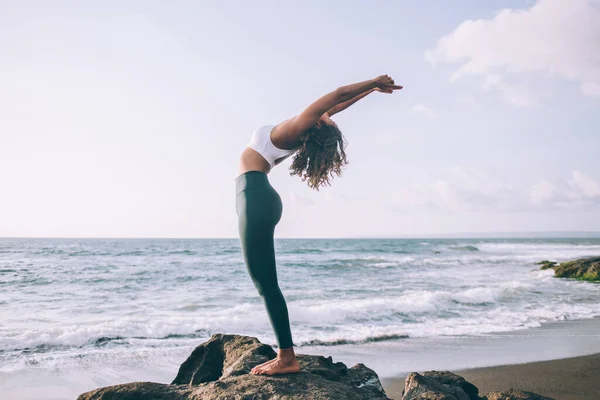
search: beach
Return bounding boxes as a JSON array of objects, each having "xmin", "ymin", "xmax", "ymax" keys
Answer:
[
  {"xmin": 382, "ymin": 353, "xmax": 600, "ymax": 400},
  {"xmin": 379, "ymin": 317, "xmax": 600, "ymax": 399}
]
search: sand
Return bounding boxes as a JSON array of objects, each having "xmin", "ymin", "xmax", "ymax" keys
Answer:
[{"xmin": 381, "ymin": 352, "xmax": 600, "ymax": 400}]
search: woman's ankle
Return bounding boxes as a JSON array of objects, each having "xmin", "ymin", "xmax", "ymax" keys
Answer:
[{"xmin": 278, "ymin": 347, "xmax": 296, "ymax": 361}]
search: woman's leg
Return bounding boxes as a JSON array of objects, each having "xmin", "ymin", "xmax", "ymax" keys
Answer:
[
  {"xmin": 236, "ymin": 175, "xmax": 299, "ymax": 375},
  {"xmin": 238, "ymin": 216, "xmax": 294, "ymax": 349}
]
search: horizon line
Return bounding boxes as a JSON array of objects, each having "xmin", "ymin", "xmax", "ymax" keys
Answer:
[{"xmin": 1, "ymin": 231, "xmax": 600, "ymax": 240}]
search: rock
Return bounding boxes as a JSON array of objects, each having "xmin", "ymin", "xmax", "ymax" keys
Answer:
[
  {"xmin": 535, "ymin": 260, "xmax": 557, "ymax": 270},
  {"xmin": 483, "ymin": 389, "xmax": 555, "ymax": 399},
  {"xmin": 401, "ymin": 371, "xmax": 474, "ymax": 400},
  {"xmin": 421, "ymin": 371, "xmax": 480, "ymax": 400},
  {"xmin": 78, "ymin": 382, "xmax": 194, "ymax": 400},
  {"xmin": 172, "ymin": 333, "xmax": 277, "ymax": 384},
  {"xmin": 399, "ymin": 371, "xmax": 553, "ymax": 400},
  {"xmin": 553, "ymin": 256, "xmax": 600, "ymax": 281},
  {"xmin": 78, "ymin": 333, "xmax": 392, "ymax": 400}
]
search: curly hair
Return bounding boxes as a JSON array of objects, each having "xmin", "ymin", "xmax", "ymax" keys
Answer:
[{"xmin": 289, "ymin": 124, "xmax": 348, "ymax": 190}]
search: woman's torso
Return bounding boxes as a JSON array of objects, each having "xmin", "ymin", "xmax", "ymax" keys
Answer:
[{"xmin": 238, "ymin": 124, "xmax": 298, "ymax": 176}]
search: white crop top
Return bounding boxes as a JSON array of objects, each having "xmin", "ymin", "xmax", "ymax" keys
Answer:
[{"xmin": 247, "ymin": 125, "xmax": 297, "ymax": 168}]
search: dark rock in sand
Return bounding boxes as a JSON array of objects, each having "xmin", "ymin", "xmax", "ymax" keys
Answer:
[
  {"xmin": 399, "ymin": 371, "xmax": 554, "ymax": 400},
  {"xmin": 553, "ymin": 256, "xmax": 600, "ymax": 281},
  {"xmin": 78, "ymin": 333, "xmax": 391, "ymax": 400},
  {"xmin": 422, "ymin": 371, "xmax": 480, "ymax": 399},
  {"xmin": 402, "ymin": 371, "xmax": 478, "ymax": 400},
  {"xmin": 483, "ymin": 389, "xmax": 555, "ymax": 400}
]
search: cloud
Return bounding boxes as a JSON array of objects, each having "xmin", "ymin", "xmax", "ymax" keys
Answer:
[
  {"xmin": 426, "ymin": 0, "xmax": 600, "ymax": 105},
  {"xmin": 410, "ymin": 104, "xmax": 437, "ymax": 119},
  {"xmin": 482, "ymin": 74, "xmax": 540, "ymax": 107},
  {"xmin": 529, "ymin": 171, "xmax": 600, "ymax": 207},
  {"xmin": 570, "ymin": 171, "xmax": 600, "ymax": 198},
  {"xmin": 391, "ymin": 169, "xmax": 600, "ymax": 213},
  {"xmin": 391, "ymin": 167, "xmax": 516, "ymax": 213}
]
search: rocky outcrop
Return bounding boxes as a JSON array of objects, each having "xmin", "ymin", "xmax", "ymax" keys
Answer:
[
  {"xmin": 537, "ymin": 256, "xmax": 600, "ymax": 281},
  {"xmin": 78, "ymin": 334, "xmax": 555, "ymax": 400},
  {"xmin": 78, "ymin": 333, "xmax": 391, "ymax": 400}
]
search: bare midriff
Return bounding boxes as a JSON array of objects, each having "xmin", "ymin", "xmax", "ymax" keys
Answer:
[
  {"xmin": 238, "ymin": 147, "xmax": 272, "ymax": 175},
  {"xmin": 238, "ymin": 147, "xmax": 293, "ymax": 176}
]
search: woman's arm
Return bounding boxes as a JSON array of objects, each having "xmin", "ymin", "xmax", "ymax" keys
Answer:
[
  {"xmin": 327, "ymin": 88, "xmax": 376, "ymax": 117},
  {"xmin": 276, "ymin": 75, "xmax": 402, "ymax": 142}
]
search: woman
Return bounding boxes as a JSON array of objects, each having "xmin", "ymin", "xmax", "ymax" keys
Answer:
[{"xmin": 236, "ymin": 75, "xmax": 403, "ymax": 375}]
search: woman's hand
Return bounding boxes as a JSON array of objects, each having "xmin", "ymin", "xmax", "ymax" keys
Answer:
[{"xmin": 374, "ymin": 75, "xmax": 403, "ymax": 93}]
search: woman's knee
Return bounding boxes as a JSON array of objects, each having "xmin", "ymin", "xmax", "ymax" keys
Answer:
[{"xmin": 253, "ymin": 280, "xmax": 282, "ymax": 299}]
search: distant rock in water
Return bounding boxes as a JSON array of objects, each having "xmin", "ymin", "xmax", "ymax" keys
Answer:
[
  {"xmin": 78, "ymin": 333, "xmax": 391, "ymax": 400},
  {"xmin": 535, "ymin": 260, "xmax": 558, "ymax": 270},
  {"xmin": 537, "ymin": 257, "xmax": 600, "ymax": 281},
  {"xmin": 450, "ymin": 245, "xmax": 480, "ymax": 252},
  {"xmin": 77, "ymin": 334, "xmax": 555, "ymax": 400}
]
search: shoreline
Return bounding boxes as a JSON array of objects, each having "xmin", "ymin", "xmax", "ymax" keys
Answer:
[
  {"xmin": 381, "ymin": 352, "xmax": 600, "ymax": 400},
  {"xmin": 3, "ymin": 317, "xmax": 599, "ymax": 399},
  {"xmin": 299, "ymin": 316, "xmax": 600, "ymax": 379},
  {"xmin": 377, "ymin": 316, "xmax": 600, "ymax": 399}
]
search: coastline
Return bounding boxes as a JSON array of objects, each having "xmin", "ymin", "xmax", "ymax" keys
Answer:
[
  {"xmin": 381, "ymin": 353, "xmax": 600, "ymax": 400},
  {"xmin": 300, "ymin": 316, "xmax": 600, "ymax": 377},
  {"xmin": 378, "ymin": 317, "xmax": 600, "ymax": 400},
  {"xmin": 3, "ymin": 317, "xmax": 600, "ymax": 399}
]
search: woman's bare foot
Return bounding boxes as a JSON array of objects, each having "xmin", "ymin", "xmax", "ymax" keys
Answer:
[{"xmin": 251, "ymin": 347, "xmax": 300, "ymax": 375}]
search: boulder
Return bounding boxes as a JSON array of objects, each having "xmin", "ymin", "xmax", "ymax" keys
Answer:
[
  {"xmin": 78, "ymin": 333, "xmax": 391, "ymax": 400},
  {"xmin": 399, "ymin": 371, "xmax": 554, "ymax": 400},
  {"xmin": 401, "ymin": 371, "xmax": 478, "ymax": 400}
]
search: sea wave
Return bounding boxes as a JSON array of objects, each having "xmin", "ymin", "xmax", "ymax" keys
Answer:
[{"xmin": 299, "ymin": 333, "xmax": 409, "ymax": 347}]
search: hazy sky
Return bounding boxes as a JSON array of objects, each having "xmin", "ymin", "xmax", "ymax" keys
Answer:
[{"xmin": 1, "ymin": 0, "xmax": 599, "ymax": 238}]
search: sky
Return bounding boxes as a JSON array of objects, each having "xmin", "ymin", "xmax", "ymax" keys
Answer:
[{"xmin": 1, "ymin": 0, "xmax": 599, "ymax": 238}]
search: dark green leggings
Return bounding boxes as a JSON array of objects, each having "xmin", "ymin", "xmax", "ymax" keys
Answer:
[{"xmin": 235, "ymin": 171, "xmax": 294, "ymax": 349}]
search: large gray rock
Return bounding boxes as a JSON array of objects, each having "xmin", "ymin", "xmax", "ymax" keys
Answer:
[
  {"xmin": 78, "ymin": 333, "xmax": 391, "ymax": 400},
  {"xmin": 483, "ymin": 389, "xmax": 555, "ymax": 400}
]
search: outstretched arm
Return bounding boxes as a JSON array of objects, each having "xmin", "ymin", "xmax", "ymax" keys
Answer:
[
  {"xmin": 327, "ymin": 88, "xmax": 376, "ymax": 117},
  {"xmin": 275, "ymin": 75, "xmax": 402, "ymax": 143}
]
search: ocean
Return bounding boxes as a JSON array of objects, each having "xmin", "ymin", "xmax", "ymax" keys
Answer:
[{"xmin": 1, "ymin": 238, "xmax": 600, "ymax": 399}]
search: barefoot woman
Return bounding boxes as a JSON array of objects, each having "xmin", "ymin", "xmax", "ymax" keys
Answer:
[{"xmin": 236, "ymin": 75, "xmax": 403, "ymax": 375}]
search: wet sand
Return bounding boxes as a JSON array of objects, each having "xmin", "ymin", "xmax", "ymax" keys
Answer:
[{"xmin": 381, "ymin": 352, "xmax": 600, "ymax": 400}]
